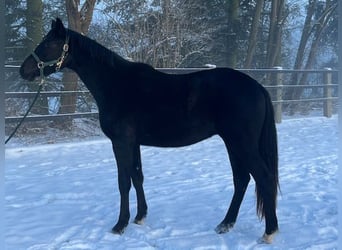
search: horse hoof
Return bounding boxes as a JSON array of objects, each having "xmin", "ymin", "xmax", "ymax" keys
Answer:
[
  {"xmin": 215, "ymin": 222, "xmax": 234, "ymax": 234},
  {"xmin": 258, "ymin": 231, "xmax": 278, "ymax": 244},
  {"xmin": 111, "ymin": 222, "xmax": 128, "ymax": 235},
  {"xmin": 111, "ymin": 227, "xmax": 125, "ymax": 235},
  {"xmin": 134, "ymin": 213, "xmax": 147, "ymax": 225},
  {"xmin": 134, "ymin": 217, "xmax": 145, "ymax": 225}
]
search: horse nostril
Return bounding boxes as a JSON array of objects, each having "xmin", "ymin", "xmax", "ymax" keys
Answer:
[{"xmin": 19, "ymin": 63, "xmax": 36, "ymax": 80}]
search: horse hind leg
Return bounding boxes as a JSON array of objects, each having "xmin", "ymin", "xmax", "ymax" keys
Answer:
[
  {"xmin": 249, "ymin": 160, "xmax": 279, "ymax": 243},
  {"xmin": 215, "ymin": 142, "xmax": 251, "ymax": 234},
  {"xmin": 232, "ymin": 147, "xmax": 278, "ymax": 242},
  {"xmin": 215, "ymin": 137, "xmax": 278, "ymax": 243}
]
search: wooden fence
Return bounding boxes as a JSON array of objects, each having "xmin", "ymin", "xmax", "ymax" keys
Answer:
[{"xmin": 5, "ymin": 66, "xmax": 339, "ymax": 124}]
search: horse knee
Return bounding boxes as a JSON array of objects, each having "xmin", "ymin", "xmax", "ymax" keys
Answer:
[
  {"xmin": 131, "ymin": 168, "xmax": 144, "ymax": 187},
  {"xmin": 118, "ymin": 174, "xmax": 131, "ymax": 194}
]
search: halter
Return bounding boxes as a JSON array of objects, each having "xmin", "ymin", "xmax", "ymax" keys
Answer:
[
  {"xmin": 6, "ymin": 36, "xmax": 70, "ymax": 144},
  {"xmin": 31, "ymin": 36, "xmax": 69, "ymax": 84}
]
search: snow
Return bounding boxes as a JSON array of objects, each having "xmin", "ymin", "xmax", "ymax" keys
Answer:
[{"xmin": 5, "ymin": 116, "xmax": 338, "ymax": 249}]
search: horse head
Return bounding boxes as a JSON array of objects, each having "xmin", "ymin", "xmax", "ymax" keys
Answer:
[{"xmin": 20, "ymin": 18, "xmax": 70, "ymax": 82}]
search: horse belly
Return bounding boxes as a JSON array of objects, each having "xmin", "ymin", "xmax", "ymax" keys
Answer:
[{"xmin": 139, "ymin": 120, "xmax": 216, "ymax": 147}]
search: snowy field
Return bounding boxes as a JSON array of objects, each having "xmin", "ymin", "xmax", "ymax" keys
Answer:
[{"xmin": 5, "ymin": 116, "xmax": 338, "ymax": 249}]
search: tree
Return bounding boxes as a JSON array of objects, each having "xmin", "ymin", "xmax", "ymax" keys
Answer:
[
  {"xmin": 225, "ymin": 0, "xmax": 239, "ymax": 67},
  {"xmin": 26, "ymin": 0, "xmax": 43, "ymax": 52},
  {"xmin": 287, "ymin": 0, "xmax": 337, "ymax": 114},
  {"xmin": 101, "ymin": 0, "xmax": 242, "ymax": 68},
  {"xmin": 43, "ymin": 0, "xmax": 67, "ymax": 31},
  {"xmin": 59, "ymin": 0, "xmax": 97, "ymax": 117},
  {"xmin": 26, "ymin": 0, "xmax": 49, "ymax": 115},
  {"xmin": 102, "ymin": 0, "xmax": 187, "ymax": 67},
  {"xmin": 5, "ymin": 0, "xmax": 26, "ymax": 64},
  {"xmin": 265, "ymin": 0, "xmax": 286, "ymax": 68},
  {"xmin": 184, "ymin": 0, "xmax": 241, "ymax": 67},
  {"xmin": 244, "ymin": 0, "xmax": 263, "ymax": 68}
]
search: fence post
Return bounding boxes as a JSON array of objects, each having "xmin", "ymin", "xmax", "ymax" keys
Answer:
[
  {"xmin": 323, "ymin": 67, "xmax": 332, "ymax": 118},
  {"xmin": 273, "ymin": 66, "xmax": 283, "ymax": 123}
]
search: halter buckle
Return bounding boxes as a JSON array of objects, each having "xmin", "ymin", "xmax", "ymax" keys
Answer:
[
  {"xmin": 63, "ymin": 44, "xmax": 69, "ymax": 52},
  {"xmin": 37, "ymin": 61, "xmax": 44, "ymax": 69}
]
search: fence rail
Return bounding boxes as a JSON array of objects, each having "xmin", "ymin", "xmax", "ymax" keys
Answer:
[{"xmin": 5, "ymin": 66, "xmax": 339, "ymax": 124}]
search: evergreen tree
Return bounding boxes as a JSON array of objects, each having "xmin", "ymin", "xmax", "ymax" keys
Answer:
[{"xmin": 5, "ymin": 0, "xmax": 26, "ymax": 64}]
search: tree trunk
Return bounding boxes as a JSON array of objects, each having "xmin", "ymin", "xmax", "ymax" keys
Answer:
[
  {"xmin": 26, "ymin": 0, "xmax": 48, "ymax": 115},
  {"xmin": 264, "ymin": 0, "xmax": 285, "ymax": 106},
  {"xmin": 284, "ymin": 0, "xmax": 316, "ymax": 114},
  {"xmin": 266, "ymin": 0, "xmax": 284, "ymax": 68},
  {"xmin": 59, "ymin": 70, "xmax": 78, "ymax": 115},
  {"xmin": 225, "ymin": 0, "xmax": 239, "ymax": 68},
  {"xmin": 59, "ymin": 0, "xmax": 96, "ymax": 118},
  {"xmin": 244, "ymin": 0, "xmax": 263, "ymax": 68},
  {"xmin": 288, "ymin": 0, "xmax": 337, "ymax": 114},
  {"xmin": 161, "ymin": 0, "xmax": 171, "ymax": 68}
]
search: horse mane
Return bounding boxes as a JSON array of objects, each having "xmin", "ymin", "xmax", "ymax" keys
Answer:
[{"xmin": 68, "ymin": 29, "xmax": 130, "ymax": 69}]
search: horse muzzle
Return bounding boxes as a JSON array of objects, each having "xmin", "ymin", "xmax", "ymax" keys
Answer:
[{"xmin": 19, "ymin": 55, "xmax": 40, "ymax": 81}]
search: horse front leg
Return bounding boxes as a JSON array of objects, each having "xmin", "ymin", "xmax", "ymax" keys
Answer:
[
  {"xmin": 111, "ymin": 141, "xmax": 133, "ymax": 234},
  {"xmin": 111, "ymin": 141, "xmax": 148, "ymax": 234}
]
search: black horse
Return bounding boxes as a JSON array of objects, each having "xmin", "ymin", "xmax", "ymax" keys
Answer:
[{"xmin": 20, "ymin": 18, "xmax": 279, "ymax": 243}]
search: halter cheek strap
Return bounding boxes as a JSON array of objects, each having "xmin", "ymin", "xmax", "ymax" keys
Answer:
[{"xmin": 31, "ymin": 36, "xmax": 69, "ymax": 84}]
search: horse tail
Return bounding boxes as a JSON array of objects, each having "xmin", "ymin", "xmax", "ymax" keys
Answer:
[{"xmin": 256, "ymin": 87, "xmax": 279, "ymax": 219}]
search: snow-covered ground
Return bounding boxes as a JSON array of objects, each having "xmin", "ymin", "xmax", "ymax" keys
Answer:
[{"xmin": 5, "ymin": 116, "xmax": 338, "ymax": 249}]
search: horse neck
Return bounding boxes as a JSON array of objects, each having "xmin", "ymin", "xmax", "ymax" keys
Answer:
[{"xmin": 66, "ymin": 31, "xmax": 130, "ymax": 99}]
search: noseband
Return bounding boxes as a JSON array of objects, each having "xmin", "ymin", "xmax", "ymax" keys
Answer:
[{"xmin": 31, "ymin": 36, "xmax": 69, "ymax": 84}]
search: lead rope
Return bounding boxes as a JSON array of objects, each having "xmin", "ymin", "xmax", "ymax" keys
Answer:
[
  {"xmin": 5, "ymin": 36, "xmax": 69, "ymax": 144},
  {"xmin": 5, "ymin": 81, "xmax": 44, "ymax": 144}
]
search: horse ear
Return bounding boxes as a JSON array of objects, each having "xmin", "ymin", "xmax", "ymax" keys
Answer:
[
  {"xmin": 52, "ymin": 18, "xmax": 66, "ymax": 37},
  {"xmin": 51, "ymin": 19, "xmax": 56, "ymax": 29}
]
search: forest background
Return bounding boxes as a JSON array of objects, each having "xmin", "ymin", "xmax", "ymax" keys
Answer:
[{"xmin": 4, "ymin": 0, "xmax": 338, "ymax": 117}]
